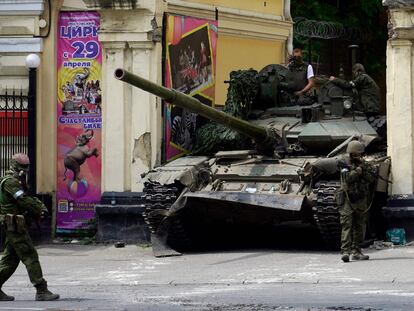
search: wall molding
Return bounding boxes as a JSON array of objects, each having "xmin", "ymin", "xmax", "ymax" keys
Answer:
[
  {"xmin": 0, "ymin": 38, "xmax": 43, "ymax": 52},
  {"xmin": 0, "ymin": 0, "xmax": 44, "ymax": 15},
  {"xmin": 166, "ymin": 0, "xmax": 292, "ymax": 41}
]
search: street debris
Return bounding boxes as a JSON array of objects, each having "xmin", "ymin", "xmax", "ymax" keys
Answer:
[
  {"xmin": 114, "ymin": 241, "xmax": 126, "ymax": 248},
  {"xmin": 369, "ymin": 240, "xmax": 395, "ymax": 250}
]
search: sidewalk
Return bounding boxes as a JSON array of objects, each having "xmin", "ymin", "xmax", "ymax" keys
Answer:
[{"xmin": 1, "ymin": 243, "xmax": 414, "ymax": 310}]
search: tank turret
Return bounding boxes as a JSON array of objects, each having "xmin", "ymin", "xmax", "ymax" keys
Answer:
[{"xmin": 114, "ymin": 68, "xmax": 287, "ymax": 153}]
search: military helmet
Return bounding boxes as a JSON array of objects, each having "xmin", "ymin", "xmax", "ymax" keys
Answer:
[
  {"xmin": 10, "ymin": 153, "xmax": 30, "ymax": 172},
  {"xmin": 346, "ymin": 141, "xmax": 365, "ymax": 154},
  {"xmin": 352, "ymin": 63, "xmax": 365, "ymax": 77}
]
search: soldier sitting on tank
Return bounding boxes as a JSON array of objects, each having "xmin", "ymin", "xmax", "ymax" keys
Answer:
[
  {"xmin": 338, "ymin": 141, "xmax": 376, "ymax": 263},
  {"xmin": 279, "ymin": 47, "xmax": 315, "ymax": 106},
  {"xmin": 329, "ymin": 63, "xmax": 380, "ymax": 115}
]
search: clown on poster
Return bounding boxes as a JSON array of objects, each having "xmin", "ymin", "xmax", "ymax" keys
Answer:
[{"xmin": 56, "ymin": 11, "xmax": 102, "ymax": 233}]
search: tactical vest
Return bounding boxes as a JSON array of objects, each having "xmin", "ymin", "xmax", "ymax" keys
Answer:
[
  {"xmin": 340, "ymin": 162, "xmax": 372, "ymax": 204},
  {"xmin": 286, "ymin": 63, "xmax": 308, "ymax": 92},
  {"xmin": 0, "ymin": 176, "xmax": 17, "ymax": 214}
]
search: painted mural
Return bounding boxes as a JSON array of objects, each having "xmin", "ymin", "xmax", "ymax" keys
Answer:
[{"xmin": 164, "ymin": 14, "xmax": 218, "ymax": 161}]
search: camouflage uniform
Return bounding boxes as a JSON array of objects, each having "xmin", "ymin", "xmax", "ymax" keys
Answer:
[
  {"xmin": 338, "ymin": 142, "xmax": 376, "ymax": 262},
  {"xmin": 331, "ymin": 63, "xmax": 380, "ymax": 114},
  {"xmin": 0, "ymin": 154, "xmax": 59, "ymax": 301}
]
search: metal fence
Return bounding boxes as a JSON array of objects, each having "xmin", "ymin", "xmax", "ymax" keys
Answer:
[{"xmin": 0, "ymin": 90, "xmax": 28, "ymax": 176}]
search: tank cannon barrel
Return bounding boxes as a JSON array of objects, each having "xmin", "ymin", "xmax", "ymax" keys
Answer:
[{"xmin": 114, "ymin": 68, "xmax": 270, "ymax": 144}]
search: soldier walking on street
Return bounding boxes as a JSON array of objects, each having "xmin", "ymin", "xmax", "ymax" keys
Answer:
[
  {"xmin": 0, "ymin": 153, "xmax": 59, "ymax": 301},
  {"xmin": 339, "ymin": 141, "xmax": 376, "ymax": 263}
]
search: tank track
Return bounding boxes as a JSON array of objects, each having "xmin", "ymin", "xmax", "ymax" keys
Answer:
[
  {"xmin": 142, "ymin": 181, "xmax": 191, "ymax": 250},
  {"xmin": 368, "ymin": 115, "xmax": 387, "ymax": 138},
  {"xmin": 312, "ymin": 180, "xmax": 342, "ymax": 250}
]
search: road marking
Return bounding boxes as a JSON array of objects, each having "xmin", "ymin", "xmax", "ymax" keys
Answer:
[
  {"xmin": 354, "ymin": 289, "xmax": 414, "ymax": 297},
  {"xmin": 0, "ymin": 308, "xmax": 45, "ymax": 310}
]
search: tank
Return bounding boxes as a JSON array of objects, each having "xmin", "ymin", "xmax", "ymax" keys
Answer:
[{"xmin": 114, "ymin": 68, "xmax": 389, "ymax": 257}]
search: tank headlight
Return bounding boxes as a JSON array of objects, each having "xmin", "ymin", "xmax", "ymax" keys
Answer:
[{"xmin": 343, "ymin": 99, "xmax": 352, "ymax": 110}]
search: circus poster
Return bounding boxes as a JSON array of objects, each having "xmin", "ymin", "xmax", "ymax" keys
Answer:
[
  {"xmin": 164, "ymin": 14, "xmax": 218, "ymax": 161},
  {"xmin": 56, "ymin": 12, "xmax": 102, "ymax": 233}
]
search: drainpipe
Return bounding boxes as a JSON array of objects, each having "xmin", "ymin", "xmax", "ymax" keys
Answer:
[{"xmin": 284, "ymin": 0, "xmax": 293, "ymax": 55}]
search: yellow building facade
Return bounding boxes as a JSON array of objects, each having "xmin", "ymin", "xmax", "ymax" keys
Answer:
[
  {"xmin": 0, "ymin": 0, "xmax": 292, "ymax": 220},
  {"xmin": 174, "ymin": 0, "xmax": 292, "ymax": 104}
]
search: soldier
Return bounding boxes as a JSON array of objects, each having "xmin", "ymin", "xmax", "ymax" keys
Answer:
[
  {"xmin": 288, "ymin": 48, "xmax": 315, "ymax": 96},
  {"xmin": 0, "ymin": 154, "xmax": 59, "ymax": 301},
  {"xmin": 338, "ymin": 141, "xmax": 376, "ymax": 263},
  {"xmin": 281, "ymin": 47, "xmax": 315, "ymax": 106},
  {"xmin": 329, "ymin": 63, "xmax": 380, "ymax": 114}
]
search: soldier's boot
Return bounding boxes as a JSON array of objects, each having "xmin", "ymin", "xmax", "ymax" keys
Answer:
[
  {"xmin": 0, "ymin": 289, "xmax": 14, "ymax": 301},
  {"xmin": 35, "ymin": 281, "xmax": 59, "ymax": 301},
  {"xmin": 351, "ymin": 252, "xmax": 369, "ymax": 261},
  {"xmin": 341, "ymin": 253, "xmax": 350, "ymax": 263}
]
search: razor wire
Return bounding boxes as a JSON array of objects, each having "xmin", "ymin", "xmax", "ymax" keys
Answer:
[{"xmin": 293, "ymin": 17, "xmax": 362, "ymax": 42}]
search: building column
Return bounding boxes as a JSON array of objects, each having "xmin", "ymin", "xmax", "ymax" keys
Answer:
[
  {"xmin": 129, "ymin": 41, "xmax": 163, "ymax": 191},
  {"xmin": 387, "ymin": 39, "xmax": 414, "ymax": 194},
  {"xmin": 101, "ymin": 42, "xmax": 128, "ymax": 192},
  {"xmin": 384, "ymin": 0, "xmax": 414, "ymax": 195}
]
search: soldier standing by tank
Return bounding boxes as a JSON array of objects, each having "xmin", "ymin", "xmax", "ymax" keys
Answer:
[
  {"xmin": 0, "ymin": 154, "xmax": 59, "ymax": 301},
  {"xmin": 329, "ymin": 63, "xmax": 380, "ymax": 114},
  {"xmin": 338, "ymin": 141, "xmax": 376, "ymax": 263}
]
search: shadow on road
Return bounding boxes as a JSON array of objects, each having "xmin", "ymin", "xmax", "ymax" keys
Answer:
[
  {"xmin": 352, "ymin": 256, "xmax": 414, "ymax": 262},
  {"xmin": 182, "ymin": 222, "xmax": 331, "ymax": 255}
]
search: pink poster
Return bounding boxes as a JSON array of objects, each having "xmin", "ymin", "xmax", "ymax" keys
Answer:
[
  {"xmin": 164, "ymin": 14, "xmax": 218, "ymax": 161},
  {"xmin": 56, "ymin": 12, "xmax": 102, "ymax": 233}
]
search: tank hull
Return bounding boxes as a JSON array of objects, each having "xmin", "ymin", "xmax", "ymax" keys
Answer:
[{"xmin": 142, "ymin": 155, "xmax": 343, "ymax": 257}]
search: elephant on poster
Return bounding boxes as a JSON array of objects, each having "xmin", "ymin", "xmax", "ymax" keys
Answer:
[{"xmin": 63, "ymin": 129, "xmax": 99, "ymax": 181}]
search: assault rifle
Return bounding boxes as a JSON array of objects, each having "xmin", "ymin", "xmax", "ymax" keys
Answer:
[{"xmin": 337, "ymin": 157, "xmax": 392, "ymax": 184}]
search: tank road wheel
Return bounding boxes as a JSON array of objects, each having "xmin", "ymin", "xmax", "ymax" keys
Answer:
[
  {"xmin": 166, "ymin": 216, "xmax": 192, "ymax": 251},
  {"xmin": 368, "ymin": 115, "xmax": 387, "ymax": 139},
  {"xmin": 142, "ymin": 181, "xmax": 192, "ymax": 252},
  {"xmin": 312, "ymin": 181, "xmax": 342, "ymax": 250}
]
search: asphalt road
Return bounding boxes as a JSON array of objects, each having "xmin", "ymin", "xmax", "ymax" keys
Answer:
[{"xmin": 0, "ymin": 241, "xmax": 413, "ymax": 311}]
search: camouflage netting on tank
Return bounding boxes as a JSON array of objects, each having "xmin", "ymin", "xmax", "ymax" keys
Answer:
[{"xmin": 193, "ymin": 69, "xmax": 259, "ymax": 155}]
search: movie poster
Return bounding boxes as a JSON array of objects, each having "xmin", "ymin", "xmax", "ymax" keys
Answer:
[
  {"xmin": 164, "ymin": 14, "xmax": 218, "ymax": 161},
  {"xmin": 56, "ymin": 12, "xmax": 102, "ymax": 233}
]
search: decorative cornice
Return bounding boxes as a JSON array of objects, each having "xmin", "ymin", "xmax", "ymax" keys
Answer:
[
  {"xmin": 166, "ymin": 0, "xmax": 292, "ymax": 41},
  {"xmin": 128, "ymin": 41, "xmax": 154, "ymax": 50},
  {"xmin": 167, "ymin": 0, "xmax": 286, "ymax": 21},
  {"xmin": 391, "ymin": 27, "xmax": 414, "ymax": 40},
  {"xmin": 390, "ymin": 39, "xmax": 413, "ymax": 46},
  {"xmin": 383, "ymin": 0, "xmax": 414, "ymax": 8},
  {"xmin": 387, "ymin": 7, "xmax": 414, "ymax": 40},
  {"xmin": 0, "ymin": 38, "xmax": 42, "ymax": 52},
  {"xmin": 99, "ymin": 32, "xmax": 149, "ymax": 43},
  {"xmin": 82, "ymin": 0, "xmax": 155, "ymax": 12},
  {"xmin": 82, "ymin": 0, "xmax": 138, "ymax": 9},
  {"xmin": 0, "ymin": 0, "xmax": 44, "ymax": 16},
  {"xmin": 100, "ymin": 41, "xmax": 127, "ymax": 49}
]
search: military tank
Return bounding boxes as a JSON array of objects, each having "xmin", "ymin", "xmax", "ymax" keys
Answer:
[{"xmin": 114, "ymin": 67, "xmax": 389, "ymax": 257}]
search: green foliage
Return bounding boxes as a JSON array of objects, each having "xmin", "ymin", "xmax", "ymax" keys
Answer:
[
  {"xmin": 293, "ymin": 1, "xmax": 339, "ymax": 21},
  {"xmin": 193, "ymin": 69, "xmax": 260, "ymax": 155},
  {"xmin": 193, "ymin": 122, "xmax": 251, "ymax": 155},
  {"xmin": 222, "ymin": 69, "xmax": 260, "ymax": 118},
  {"xmin": 292, "ymin": 0, "xmax": 387, "ymax": 76}
]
